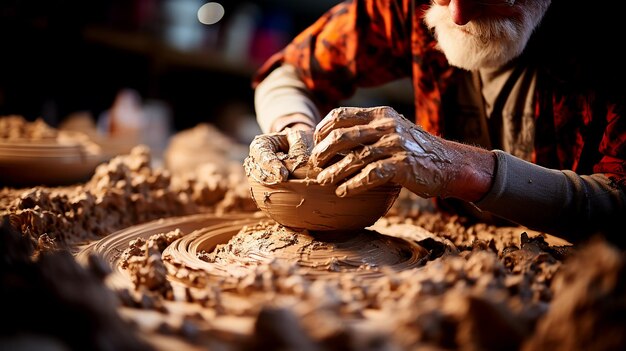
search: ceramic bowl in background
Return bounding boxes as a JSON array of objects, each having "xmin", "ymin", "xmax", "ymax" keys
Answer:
[{"xmin": 0, "ymin": 131, "xmax": 107, "ymax": 187}]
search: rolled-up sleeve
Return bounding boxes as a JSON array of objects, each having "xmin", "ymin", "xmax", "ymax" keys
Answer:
[{"xmin": 254, "ymin": 64, "xmax": 321, "ymax": 133}]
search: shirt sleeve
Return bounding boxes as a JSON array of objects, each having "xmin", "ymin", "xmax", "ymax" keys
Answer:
[
  {"xmin": 254, "ymin": 64, "xmax": 321, "ymax": 133},
  {"xmin": 252, "ymin": 0, "xmax": 415, "ymax": 117},
  {"xmin": 475, "ymin": 150, "xmax": 626, "ymax": 245},
  {"xmin": 593, "ymin": 102, "xmax": 626, "ymax": 187}
]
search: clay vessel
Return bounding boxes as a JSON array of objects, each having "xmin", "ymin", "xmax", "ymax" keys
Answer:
[
  {"xmin": 249, "ymin": 177, "xmax": 402, "ymax": 231},
  {"xmin": 0, "ymin": 131, "xmax": 106, "ymax": 187}
]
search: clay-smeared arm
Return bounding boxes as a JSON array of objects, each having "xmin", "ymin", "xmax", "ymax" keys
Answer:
[{"xmin": 309, "ymin": 106, "xmax": 626, "ymax": 243}]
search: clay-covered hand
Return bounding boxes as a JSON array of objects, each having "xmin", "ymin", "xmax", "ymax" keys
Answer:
[
  {"xmin": 244, "ymin": 128, "xmax": 313, "ymax": 185},
  {"xmin": 310, "ymin": 106, "xmax": 494, "ymax": 201}
]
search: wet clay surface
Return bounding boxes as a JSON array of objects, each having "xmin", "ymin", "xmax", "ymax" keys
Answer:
[
  {"xmin": 2, "ymin": 122, "xmax": 626, "ymax": 350},
  {"xmin": 249, "ymin": 178, "xmax": 402, "ymax": 231},
  {"xmin": 1, "ymin": 144, "xmax": 255, "ymax": 252},
  {"xmin": 245, "ymin": 138, "xmax": 402, "ymax": 231},
  {"xmin": 198, "ymin": 222, "xmax": 427, "ymax": 279}
]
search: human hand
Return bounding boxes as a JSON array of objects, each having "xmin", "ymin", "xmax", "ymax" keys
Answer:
[
  {"xmin": 244, "ymin": 128, "xmax": 314, "ymax": 185},
  {"xmin": 310, "ymin": 106, "xmax": 494, "ymax": 201}
]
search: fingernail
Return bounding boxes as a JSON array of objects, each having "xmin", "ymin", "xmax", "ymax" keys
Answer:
[
  {"xmin": 316, "ymin": 172, "xmax": 329, "ymax": 185},
  {"xmin": 336, "ymin": 185, "xmax": 347, "ymax": 197},
  {"xmin": 273, "ymin": 166, "xmax": 288, "ymax": 182},
  {"xmin": 310, "ymin": 143, "xmax": 320, "ymax": 154}
]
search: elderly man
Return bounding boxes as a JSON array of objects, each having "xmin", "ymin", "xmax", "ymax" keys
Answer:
[{"xmin": 246, "ymin": 0, "xmax": 626, "ymax": 246}]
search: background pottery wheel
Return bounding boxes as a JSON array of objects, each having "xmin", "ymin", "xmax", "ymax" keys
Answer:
[{"xmin": 0, "ymin": 131, "xmax": 107, "ymax": 187}]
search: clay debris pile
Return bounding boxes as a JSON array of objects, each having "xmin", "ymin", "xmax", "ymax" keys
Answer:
[
  {"xmin": 0, "ymin": 114, "xmax": 101, "ymax": 154},
  {"xmin": 200, "ymin": 222, "xmax": 426, "ymax": 278},
  {"xmin": 2, "ymin": 119, "xmax": 625, "ymax": 350},
  {"xmin": 119, "ymin": 228, "xmax": 184, "ymax": 305},
  {"xmin": 0, "ymin": 115, "xmax": 58, "ymax": 140},
  {"xmin": 3, "ymin": 185, "xmax": 626, "ymax": 350},
  {"xmin": 1, "ymin": 145, "xmax": 254, "ymax": 251},
  {"xmin": 109, "ymin": 210, "xmax": 626, "ymax": 350},
  {"xmin": 165, "ymin": 123, "xmax": 256, "ymax": 214},
  {"xmin": 0, "ymin": 219, "xmax": 153, "ymax": 350}
]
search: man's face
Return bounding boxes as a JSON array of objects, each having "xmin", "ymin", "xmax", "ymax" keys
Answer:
[{"xmin": 424, "ymin": 0, "xmax": 551, "ymax": 70}]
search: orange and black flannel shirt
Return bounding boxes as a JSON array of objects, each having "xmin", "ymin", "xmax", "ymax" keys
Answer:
[{"xmin": 253, "ymin": 0, "xmax": 626, "ymax": 186}]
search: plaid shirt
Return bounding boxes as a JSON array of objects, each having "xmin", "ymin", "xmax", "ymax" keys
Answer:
[{"xmin": 253, "ymin": 0, "xmax": 626, "ymax": 184}]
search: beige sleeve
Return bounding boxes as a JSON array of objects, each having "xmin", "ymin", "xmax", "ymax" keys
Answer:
[
  {"xmin": 474, "ymin": 150, "xmax": 626, "ymax": 245},
  {"xmin": 254, "ymin": 64, "xmax": 321, "ymax": 133}
]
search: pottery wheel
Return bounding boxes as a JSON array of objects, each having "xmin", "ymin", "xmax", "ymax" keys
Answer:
[
  {"xmin": 75, "ymin": 212, "xmax": 429, "ymax": 342},
  {"xmin": 77, "ymin": 212, "xmax": 428, "ymax": 292},
  {"xmin": 76, "ymin": 212, "xmax": 261, "ymax": 290},
  {"xmin": 167, "ymin": 220, "xmax": 428, "ymax": 284}
]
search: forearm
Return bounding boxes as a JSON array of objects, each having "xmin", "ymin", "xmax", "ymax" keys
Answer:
[
  {"xmin": 474, "ymin": 150, "xmax": 626, "ymax": 244},
  {"xmin": 254, "ymin": 64, "xmax": 320, "ymax": 133}
]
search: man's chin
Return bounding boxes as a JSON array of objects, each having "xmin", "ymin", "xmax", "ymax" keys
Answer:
[
  {"xmin": 435, "ymin": 29, "xmax": 523, "ymax": 70},
  {"xmin": 444, "ymin": 50, "xmax": 518, "ymax": 70}
]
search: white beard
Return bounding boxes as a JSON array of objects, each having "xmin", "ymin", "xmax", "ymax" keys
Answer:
[{"xmin": 423, "ymin": 0, "xmax": 551, "ymax": 70}]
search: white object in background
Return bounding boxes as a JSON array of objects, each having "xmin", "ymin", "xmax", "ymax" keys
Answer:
[
  {"xmin": 222, "ymin": 2, "xmax": 261, "ymax": 62},
  {"xmin": 197, "ymin": 2, "xmax": 225, "ymax": 25},
  {"xmin": 142, "ymin": 100, "xmax": 172, "ymax": 167},
  {"xmin": 97, "ymin": 88, "xmax": 144, "ymax": 140},
  {"xmin": 162, "ymin": 0, "xmax": 205, "ymax": 50}
]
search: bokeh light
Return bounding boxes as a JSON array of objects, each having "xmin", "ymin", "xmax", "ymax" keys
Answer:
[{"xmin": 197, "ymin": 2, "xmax": 225, "ymax": 25}]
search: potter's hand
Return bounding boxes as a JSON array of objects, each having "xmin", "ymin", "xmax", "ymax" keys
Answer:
[
  {"xmin": 310, "ymin": 106, "xmax": 495, "ymax": 201},
  {"xmin": 244, "ymin": 128, "xmax": 313, "ymax": 185}
]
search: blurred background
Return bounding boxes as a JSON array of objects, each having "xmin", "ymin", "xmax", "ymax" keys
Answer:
[{"xmin": 0, "ymin": 0, "xmax": 413, "ymax": 153}]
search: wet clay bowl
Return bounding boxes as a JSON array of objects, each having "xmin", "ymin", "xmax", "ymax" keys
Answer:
[{"xmin": 249, "ymin": 177, "xmax": 402, "ymax": 231}]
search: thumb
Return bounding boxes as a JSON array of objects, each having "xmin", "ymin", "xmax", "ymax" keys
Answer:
[
  {"xmin": 286, "ymin": 129, "xmax": 313, "ymax": 159},
  {"xmin": 245, "ymin": 134, "xmax": 290, "ymax": 185}
]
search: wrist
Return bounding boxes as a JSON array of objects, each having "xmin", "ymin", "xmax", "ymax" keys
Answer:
[
  {"xmin": 270, "ymin": 113, "xmax": 315, "ymax": 132},
  {"xmin": 284, "ymin": 122, "xmax": 314, "ymax": 132},
  {"xmin": 445, "ymin": 142, "xmax": 496, "ymax": 202}
]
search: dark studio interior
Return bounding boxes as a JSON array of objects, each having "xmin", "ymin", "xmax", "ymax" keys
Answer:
[{"xmin": 0, "ymin": 0, "xmax": 412, "ymax": 147}]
